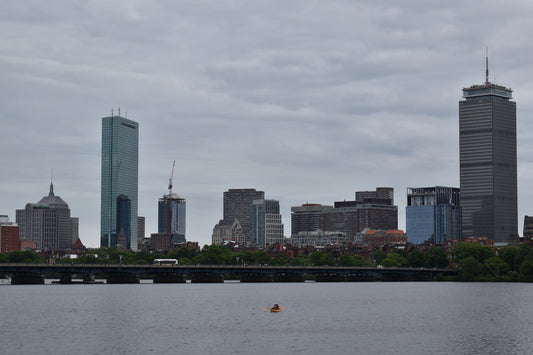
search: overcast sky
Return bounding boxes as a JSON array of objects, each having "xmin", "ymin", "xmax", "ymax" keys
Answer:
[{"xmin": 2, "ymin": 1, "xmax": 533, "ymax": 248}]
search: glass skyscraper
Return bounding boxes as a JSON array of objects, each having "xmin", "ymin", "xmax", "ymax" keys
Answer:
[
  {"xmin": 459, "ymin": 70, "xmax": 517, "ymax": 245},
  {"xmin": 100, "ymin": 115, "xmax": 139, "ymax": 250},
  {"xmin": 406, "ymin": 186, "xmax": 461, "ymax": 245},
  {"xmin": 251, "ymin": 199, "xmax": 283, "ymax": 249},
  {"xmin": 158, "ymin": 194, "xmax": 186, "ymax": 243}
]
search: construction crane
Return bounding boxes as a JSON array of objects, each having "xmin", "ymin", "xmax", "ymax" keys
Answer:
[{"xmin": 168, "ymin": 160, "xmax": 176, "ymax": 196}]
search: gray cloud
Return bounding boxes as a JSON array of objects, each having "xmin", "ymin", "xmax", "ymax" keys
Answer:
[{"xmin": 1, "ymin": 1, "xmax": 533, "ymax": 247}]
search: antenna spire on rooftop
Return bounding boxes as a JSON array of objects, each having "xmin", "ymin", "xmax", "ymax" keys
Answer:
[{"xmin": 485, "ymin": 47, "xmax": 490, "ymax": 84}]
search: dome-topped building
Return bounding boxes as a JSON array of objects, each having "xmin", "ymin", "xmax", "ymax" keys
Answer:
[{"xmin": 16, "ymin": 182, "xmax": 78, "ymax": 250}]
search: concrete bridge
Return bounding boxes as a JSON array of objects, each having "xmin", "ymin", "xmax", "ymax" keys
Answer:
[{"xmin": 0, "ymin": 263, "xmax": 457, "ymax": 284}]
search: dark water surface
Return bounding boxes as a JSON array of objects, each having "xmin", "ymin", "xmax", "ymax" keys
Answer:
[{"xmin": 1, "ymin": 281, "xmax": 533, "ymax": 354}]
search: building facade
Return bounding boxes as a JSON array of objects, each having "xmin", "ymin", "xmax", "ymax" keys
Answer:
[
  {"xmin": 459, "ymin": 71, "xmax": 517, "ymax": 244},
  {"xmin": 524, "ymin": 216, "xmax": 533, "ymax": 238},
  {"xmin": 0, "ymin": 216, "xmax": 20, "ymax": 253},
  {"xmin": 16, "ymin": 183, "xmax": 74, "ymax": 250},
  {"xmin": 251, "ymin": 199, "xmax": 284, "ymax": 248},
  {"xmin": 157, "ymin": 193, "xmax": 186, "ymax": 244},
  {"xmin": 212, "ymin": 217, "xmax": 246, "ymax": 245},
  {"xmin": 291, "ymin": 204, "xmax": 332, "ymax": 236},
  {"xmin": 290, "ymin": 231, "xmax": 348, "ymax": 247},
  {"xmin": 326, "ymin": 188, "xmax": 397, "ymax": 237},
  {"xmin": 223, "ymin": 188, "xmax": 264, "ymax": 243},
  {"xmin": 289, "ymin": 188, "xmax": 397, "ymax": 242},
  {"xmin": 406, "ymin": 186, "xmax": 462, "ymax": 245},
  {"xmin": 100, "ymin": 114, "xmax": 139, "ymax": 250},
  {"xmin": 137, "ymin": 216, "xmax": 145, "ymax": 241}
]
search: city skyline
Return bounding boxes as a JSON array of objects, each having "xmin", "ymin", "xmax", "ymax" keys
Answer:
[{"xmin": 1, "ymin": 2, "xmax": 533, "ymax": 247}]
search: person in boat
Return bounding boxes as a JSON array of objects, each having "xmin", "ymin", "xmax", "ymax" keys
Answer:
[{"xmin": 272, "ymin": 304, "xmax": 280, "ymax": 310}]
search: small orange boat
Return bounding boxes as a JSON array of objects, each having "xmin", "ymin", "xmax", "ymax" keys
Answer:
[{"xmin": 270, "ymin": 308, "xmax": 281, "ymax": 313}]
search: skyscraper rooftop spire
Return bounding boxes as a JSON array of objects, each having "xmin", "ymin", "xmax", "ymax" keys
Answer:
[{"xmin": 485, "ymin": 47, "xmax": 490, "ymax": 84}]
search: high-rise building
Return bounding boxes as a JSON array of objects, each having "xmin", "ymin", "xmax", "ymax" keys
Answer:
[
  {"xmin": 459, "ymin": 60, "xmax": 517, "ymax": 244},
  {"xmin": 158, "ymin": 193, "xmax": 186, "ymax": 244},
  {"xmin": 523, "ymin": 216, "xmax": 533, "ymax": 238},
  {"xmin": 406, "ymin": 186, "xmax": 462, "ymax": 245},
  {"xmin": 100, "ymin": 114, "xmax": 139, "ymax": 250},
  {"xmin": 137, "ymin": 216, "xmax": 145, "ymax": 240},
  {"xmin": 70, "ymin": 217, "xmax": 79, "ymax": 246},
  {"xmin": 251, "ymin": 199, "xmax": 284, "ymax": 248},
  {"xmin": 223, "ymin": 188, "xmax": 264, "ymax": 243},
  {"xmin": 16, "ymin": 183, "xmax": 74, "ymax": 250}
]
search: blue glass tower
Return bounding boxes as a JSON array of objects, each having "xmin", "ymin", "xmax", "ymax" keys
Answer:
[
  {"xmin": 406, "ymin": 187, "xmax": 461, "ymax": 245},
  {"xmin": 252, "ymin": 199, "xmax": 283, "ymax": 249},
  {"xmin": 100, "ymin": 114, "xmax": 139, "ymax": 250}
]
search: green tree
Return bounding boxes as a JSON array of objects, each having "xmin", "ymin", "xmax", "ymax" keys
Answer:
[
  {"xmin": 520, "ymin": 259, "xmax": 533, "ymax": 282},
  {"xmin": 272, "ymin": 253, "xmax": 291, "ymax": 266},
  {"xmin": 310, "ymin": 251, "xmax": 334, "ymax": 266},
  {"xmin": 6, "ymin": 251, "xmax": 45, "ymax": 263},
  {"xmin": 179, "ymin": 257, "xmax": 192, "ymax": 265},
  {"xmin": 381, "ymin": 252, "xmax": 408, "ymax": 267},
  {"xmin": 252, "ymin": 250, "xmax": 273, "ymax": 265},
  {"xmin": 458, "ymin": 256, "xmax": 484, "ymax": 281},
  {"xmin": 451, "ymin": 242, "xmax": 495, "ymax": 264},
  {"xmin": 484, "ymin": 257, "xmax": 510, "ymax": 278},
  {"xmin": 352, "ymin": 255, "xmax": 371, "ymax": 266},
  {"xmin": 407, "ymin": 250, "xmax": 425, "ymax": 268},
  {"xmin": 195, "ymin": 245, "xmax": 234, "ymax": 265},
  {"xmin": 338, "ymin": 253, "xmax": 355, "ymax": 266},
  {"xmin": 373, "ymin": 249, "xmax": 386, "ymax": 266},
  {"xmin": 423, "ymin": 247, "xmax": 449, "ymax": 268},
  {"xmin": 498, "ymin": 246, "xmax": 521, "ymax": 272}
]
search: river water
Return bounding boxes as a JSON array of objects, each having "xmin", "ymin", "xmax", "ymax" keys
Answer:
[{"xmin": 1, "ymin": 281, "xmax": 533, "ymax": 354}]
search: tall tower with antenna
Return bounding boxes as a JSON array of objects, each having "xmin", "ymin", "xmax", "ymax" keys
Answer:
[{"xmin": 459, "ymin": 53, "xmax": 517, "ymax": 244}]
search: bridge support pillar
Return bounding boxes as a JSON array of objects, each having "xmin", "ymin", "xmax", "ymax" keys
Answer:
[
  {"xmin": 83, "ymin": 274, "xmax": 97, "ymax": 283},
  {"xmin": 344, "ymin": 274, "xmax": 377, "ymax": 282},
  {"xmin": 273, "ymin": 273, "xmax": 305, "ymax": 282},
  {"xmin": 190, "ymin": 273, "xmax": 224, "ymax": 283},
  {"xmin": 59, "ymin": 273, "xmax": 72, "ymax": 284},
  {"xmin": 11, "ymin": 273, "xmax": 45, "ymax": 285},
  {"xmin": 315, "ymin": 273, "xmax": 345, "ymax": 282},
  {"xmin": 153, "ymin": 273, "xmax": 186, "ymax": 283},
  {"xmin": 240, "ymin": 273, "xmax": 273, "ymax": 282},
  {"xmin": 106, "ymin": 273, "xmax": 140, "ymax": 284}
]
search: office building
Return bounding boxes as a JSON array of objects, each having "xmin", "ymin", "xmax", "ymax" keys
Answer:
[
  {"xmin": 223, "ymin": 188, "xmax": 264, "ymax": 243},
  {"xmin": 524, "ymin": 216, "xmax": 533, "ymax": 238},
  {"xmin": 326, "ymin": 188, "xmax": 397, "ymax": 237},
  {"xmin": 251, "ymin": 199, "xmax": 284, "ymax": 248},
  {"xmin": 137, "ymin": 216, "xmax": 145, "ymax": 240},
  {"xmin": 289, "ymin": 188, "xmax": 397, "ymax": 241},
  {"xmin": 70, "ymin": 217, "xmax": 79, "ymax": 246},
  {"xmin": 291, "ymin": 204, "xmax": 333, "ymax": 236},
  {"xmin": 16, "ymin": 183, "xmax": 75, "ymax": 250},
  {"xmin": 100, "ymin": 114, "xmax": 139, "ymax": 250},
  {"xmin": 459, "ymin": 61, "xmax": 517, "ymax": 244},
  {"xmin": 406, "ymin": 186, "xmax": 462, "ymax": 245},
  {"xmin": 0, "ymin": 216, "xmax": 20, "ymax": 252},
  {"xmin": 157, "ymin": 193, "xmax": 186, "ymax": 244}
]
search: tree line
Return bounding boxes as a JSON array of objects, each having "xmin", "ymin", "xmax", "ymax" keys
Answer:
[{"xmin": 2, "ymin": 242, "xmax": 533, "ymax": 281}]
